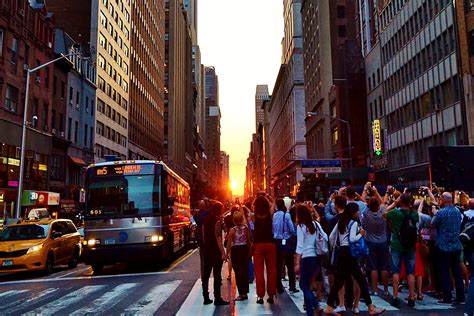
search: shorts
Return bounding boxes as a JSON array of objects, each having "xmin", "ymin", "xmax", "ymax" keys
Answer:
[
  {"xmin": 391, "ymin": 248, "xmax": 415, "ymax": 275},
  {"xmin": 366, "ymin": 241, "xmax": 390, "ymax": 272}
]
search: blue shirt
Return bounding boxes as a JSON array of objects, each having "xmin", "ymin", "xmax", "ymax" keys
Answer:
[
  {"xmin": 272, "ymin": 210, "xmax": 295, "ymax": 240},
  {"xmin": 431, "ymin": 205, "xmax": 463, "ymax": 252}
]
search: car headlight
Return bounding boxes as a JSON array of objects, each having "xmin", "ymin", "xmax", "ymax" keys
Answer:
[
  {"xmin": 27, "ymin": 244, "xmax": 43, "ymax": 254},
  {"xmin": 87, "ymin": 239, "xmax": 101, "ymax": 246}
]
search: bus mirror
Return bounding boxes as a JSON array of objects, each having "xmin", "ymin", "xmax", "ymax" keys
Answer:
[
  {"xmin": 165, "ymin": 207, "xmax": 174, "ymax": 216},
  {"xmin": 167, "ymin": 197, "xmax": 175, "ymax": 206}
]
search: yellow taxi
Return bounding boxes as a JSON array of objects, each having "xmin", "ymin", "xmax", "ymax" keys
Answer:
[{"xmin": 0, "ymin": 218, "xmax": 81, "ymax": 274}]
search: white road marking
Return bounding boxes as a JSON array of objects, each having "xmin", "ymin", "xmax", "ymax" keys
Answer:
[
  {"xmin": 2, "ymin": 288, "xmax": 59, "ymax": 314},
  {"xmin": 23, "ymin": 285, "xmax": 106, "ymax": 316},
  {"xmin": 0, "ymin": 289, "xmax": 28, "ymax": 299},
  {"xmin": 176, "ymin": 279, "xmax": 217, "ymax": 316},
  {"xmin": 121, "ymin": 280, "xmax": 182, "ymax": 316},
  {"xmin": 70, "ymin": 283, "xmax": 139, "ymax": 316},
  {"xmin": 234, "ymin": 282, "xmax": 273, "ymax": 315},
  {"xmin": 54, "ymin": 266, "xmax": 91, "ymax": 279}
]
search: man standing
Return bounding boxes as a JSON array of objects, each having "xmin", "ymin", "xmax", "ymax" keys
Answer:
[
  {"xmin": 273, "ymin": 198, "xmax": 298, "ymax": 294},
  {"xmin": 431, "ymin": 192, "xmax": 465, "ymax": 304},
  {"xmin": 463, "ymin": 199, "xmax": 474, "ymax": 316},
  {"xmin": 201, "ymin": 201, "xmax": 229, "ymax": 306},
  {"xmin": 385, "ymin": 193, "xmax": 418, "ymax": 308}
]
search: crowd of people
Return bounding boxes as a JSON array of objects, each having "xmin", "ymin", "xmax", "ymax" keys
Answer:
[{"xmin": 192, "ymin": 183, "xmax": 474, "ymax": 316}]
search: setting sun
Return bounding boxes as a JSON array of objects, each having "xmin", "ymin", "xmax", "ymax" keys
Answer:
[{"xmin": 230, "ymin": 179, "xmax": 237, "ymax": 192}]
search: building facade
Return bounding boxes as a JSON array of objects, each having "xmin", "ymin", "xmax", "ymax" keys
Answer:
[
  {"xmin": 269, "ymin": 0, "xmax": 306, "ymax": 197},
  {"xmin": 128, "ymin": 0, "xmax": 165, "ymax": 160},
  {"xmin": 49, "ymin": 0, "xmax": 132, "ymax": 160},
  {"xmin": 378, "ymin": 0, "xmax": 466, "ymax": 186},
  {"xmin": 255, "ymin": 85, "xmax": 269, "ymax": 131}
]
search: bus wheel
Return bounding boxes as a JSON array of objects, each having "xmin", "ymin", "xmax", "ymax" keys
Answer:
[{"xmin": 92, "ymin": 264, "xmax": 104, "ymax": 274}]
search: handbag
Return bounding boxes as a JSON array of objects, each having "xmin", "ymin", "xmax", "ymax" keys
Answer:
[
  {"xmin": 314, "ymin": 221, "xmax": 329, "ymax": 255},
  {"xmin": 418, "ymin": 232, "xmax": 430, "ymax": 257},
  {"xmin": 280, "ymin": 212, "xmax": 296, "ymax": 253},
  {"xmin": 348, "ymin": 221, "xmax": 369, "ymax": 258}
]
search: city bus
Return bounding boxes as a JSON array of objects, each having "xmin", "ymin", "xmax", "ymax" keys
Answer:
[{"xmin": 83, "ymin": 160, "xmax": 191, "ymax": 272}]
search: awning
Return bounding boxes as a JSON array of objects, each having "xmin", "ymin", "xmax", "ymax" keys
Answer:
[{"xmin": 69, "ymin": 156, "xmax": 86, "ymax": 166}]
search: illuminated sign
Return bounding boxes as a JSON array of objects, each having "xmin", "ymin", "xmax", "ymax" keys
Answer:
[
  {"xmin": 8, "ymin": 158, "xmax": 20, "ymax": 166},
  {"xmin": 94, "ymin": 164, "xmax": 153, "ymax": 177},
  {"xmin": 372, "ymin": 120, "xmax": 382, "ymax": 156},
  {"xmin": 38, "ymin": 164, "xmax": 48, "ymax": 171}
]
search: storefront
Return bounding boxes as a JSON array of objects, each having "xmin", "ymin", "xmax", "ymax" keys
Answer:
[
  {"xmin": 20, "ymin": 190, "xmax": 60, "ymax": 218},
  {"xmin": 0, "ymin": 189, "xmax": 17, "ymax": 228}
]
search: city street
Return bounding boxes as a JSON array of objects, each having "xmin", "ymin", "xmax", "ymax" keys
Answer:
[{"xmin": 0, "ymin": 248, "xmax": 466, "ymax": 316}]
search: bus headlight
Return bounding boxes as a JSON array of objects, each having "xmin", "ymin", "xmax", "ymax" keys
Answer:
[
  {"xmin": 87, "ymin": 239, "xmax": 101, "ymax": 246},
  {"xmin": 146, "ymin": 235, "xmax": 163, "ymax": 243}
]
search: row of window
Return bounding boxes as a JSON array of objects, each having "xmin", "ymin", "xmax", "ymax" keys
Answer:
[
  {"xmin": 95, "ymin": 144, "xmax": 125, "ymax": 160},
  {"xmin": 96, "ymin": 121, "xmax": 127, "ymax": 147},
  {"xmin": 67, "ymin": 117, "xmax": 94, "ymax": 148},
  {"xmin": 387, "ymin": 78, "xmax": 460, "ymax": 132},
  {"xmin": 384, "ymin": 26, "xmax": 455, "ymax": 98},
  {"xmin": 98, "ymin": 32, "xmax": 129, "ymax": 73},
  {"xmin": 97, "ymin": 98, "xmax": 128, "ymax": 129},
  {"xmin": 103, "ymin": 0, "xmax": 130, "ymax": 23},
  {"xmin": 97, "ymin": 76, "xmax": 128, "ymax": 110},
  {"xmin": 381, "ymin": 0, "xmax": 451, "ymax": 64},
  {"xmin": 97, "ymin": 54, "xmax": 128, "ymax": 92}
]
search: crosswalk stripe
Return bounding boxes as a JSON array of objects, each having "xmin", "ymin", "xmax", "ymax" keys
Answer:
[
  {"xmin": 70, "ymin": 283, "xmax": 139, "ymax": 316},
  {"xmin": 0, "ymin": 289, "xmax": 28, "ymax": 299},
  {"xmin": 234, "ymin": 282, "xmax": 273, "ymax": 315},
  {"xmin": 176, "ymin": 279, "xmax": 216, "ymax": 316},
  {"xmin": 385, "ymin": 287, "xmax": 455, "ymax": 310},
  {"xmin": 1, "ymin": 288, "xmax": 59, "ymax": 314},
  {"xmin": 23, "ymin": 285, "xmax": 106, "ymax": 316},
  {"xmin": 121, "ymin": 280, "xmax": 182, "ymax": 316}
]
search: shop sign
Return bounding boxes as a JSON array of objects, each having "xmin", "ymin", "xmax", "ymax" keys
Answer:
[
  {"xmin": 0, "ymin": 191, "xmax": 4, "ymax": 203},
  {"xmin": 0, "ymin": 157, "xmax": 7, "ymax": 164},
  {"xmin": 8, "ymin": 158, "xmax": 20, "ymax": 166},
  {"xmin": 372, "ymin": 120, "xmax": 382, "ymax": 156},
  {"xmin": 8, "ymin": 181, "xmax": 18, "ymax": 187},
  {"xmin": 38, "ymin": 164, "xmax": 48, "ymax": 171},
  {"xmin": 30, "ymin": 192, "xmax": 39, "ymax": 200},
  {"xmin": 48, "ymin": 193, "xmax": 60, "ymax": 205}
]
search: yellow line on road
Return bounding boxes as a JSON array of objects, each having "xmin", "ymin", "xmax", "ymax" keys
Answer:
[{"xmin": 165, "ymin": 248, "xmax": 198, "ymax": 272}]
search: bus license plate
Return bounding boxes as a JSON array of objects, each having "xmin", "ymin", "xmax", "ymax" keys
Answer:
[
  {"xmin": 2, "ymin": 260, "xmax": 13, "ymax": 267},
  {"xmin": 105, "ymin": 239, "xmax": 116, "ymax": 245}
]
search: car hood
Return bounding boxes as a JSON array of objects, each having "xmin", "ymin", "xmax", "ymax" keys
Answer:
[{"xmin": 0, "ymin": 240, "xmax": 46, "ymax": 251}]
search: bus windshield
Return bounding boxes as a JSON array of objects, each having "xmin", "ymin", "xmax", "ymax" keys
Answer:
[{"xmin": 87, "ymin": 175, "xmax": 161, "ymax": 218}]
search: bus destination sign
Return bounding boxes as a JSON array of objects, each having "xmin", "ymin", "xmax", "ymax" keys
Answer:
[{"xmin": 94, "ymin": 164, "xmax": 154, "ymax": 176}]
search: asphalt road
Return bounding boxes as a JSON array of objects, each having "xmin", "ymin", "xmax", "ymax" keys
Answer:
[{"xmin": 0, "ymin": 249, "xmax": 467, "ymax": 315}]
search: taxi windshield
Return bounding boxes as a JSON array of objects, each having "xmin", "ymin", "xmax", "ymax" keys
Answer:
[{"xmin": 0, "ymin": 224, "xmax": 50, "ymax": 241}]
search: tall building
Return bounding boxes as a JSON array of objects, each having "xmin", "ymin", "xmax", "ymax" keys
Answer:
[
  {"xmin": 269, "ymin": 0, "xmax": 306, "ymax": 197},
  {"xmin": 255, "ymin": 85, "xmax": 269, "ymax": 131},
  {"xmin": 128, "ymin": 0, "xmax": 165, "ymax": 160},
  {"xmin": 0, "ymin": 0, "xmax": 55, "ymax": 214},
  {"xmin": 204, "ymin": 66, "xmax": 221, "ymax": 192},
  {"xmin": 262, "ymin": 97, "xmax": 272, "ymax": 194},
  {"xmin": 48, "ymin": 0, "xmax": 132, "ymax": 160},
  {"xmin": 377, "ymin": 0, "xmax": 466, "ymax": 186},
  {"xmin": 220, "ymin": 151, "xmax": 230, "ymax": 199},
  {"xmin": 302, "ymin": 0, "xmax": 368, "ymax": 185},
  {"xmin": 164, "ymin": 0, "xmax": 193, "ymax": 180}
]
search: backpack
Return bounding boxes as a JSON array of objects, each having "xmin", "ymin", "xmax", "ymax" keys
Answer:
[
  {"xmin": 399, "ymin": 209, "xmax": 418, "ymax": 249},
  {"xmin": 313, "ymin": 221, "xmax": 329, "ymax": 255},
  {"xmin": 460, "ymin": 216, "xmax": 474, "ymax": 248}
]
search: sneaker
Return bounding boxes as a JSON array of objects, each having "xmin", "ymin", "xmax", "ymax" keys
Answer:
[
  {"xmin": 352, "ymin": 307, "xmax": 360, "ymax": 314},
  {"xmin": 369, "ymin": 307, "xmax": 386, "ymax": 315},
  {"xmin": 214, "ymin": 298, "xmax": 229, "ymax": 306},
  {"xmin": 391, "ymin": 297, "xmax": 401, "ymax": 308},
  {"xmin": 407, "ymin": 299, "xmax": 415, "ymax": 308},
  {"xmin": 334, "ymin": 306, "xmax": 346, "ymax": 313},
  {"xmin": 437, "ymin": 299, "xmax": 453, "ymax": 305},
  {"xmin": 203, "ymin": 298, "xmax": 213, "ymax": 305},
  {"xmin": 256, "ymin": 297, "xmax": 264, "ymax": 304}
]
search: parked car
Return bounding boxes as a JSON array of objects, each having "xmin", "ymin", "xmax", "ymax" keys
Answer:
[{"xmin": 0, "ymin": 218, "xmax": 81, "ymax": 274}]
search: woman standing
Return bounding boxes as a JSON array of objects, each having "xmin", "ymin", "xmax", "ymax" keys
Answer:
[
  {"xmin": 295, "ymin": 203, "xmax": 326, "ymax": 315},
  {"xmin": 226, "ymin": 211, "xmax": 251, "ymax": 301},
  {"xmin": 324, "ymin": 203, "xmax": 385, "ymax": 315},
  {"xmin": 253, "ymin": 195, "xmax": 277, "ymax": 304}
]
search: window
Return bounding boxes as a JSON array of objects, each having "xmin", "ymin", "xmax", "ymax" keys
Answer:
[
  {"xmin": 61, "ymin": 81, "xmax": 65, "ymax": 98},
  {"xmin": 337, "ymin": 6, "xmax": 345, "ymax": 18},
  {"xmin": 76, "ymin": 91, "xmax": 80, "ymax": 105},
  {"xmin": 0, "ymin": 29, "xmax": 4, "ymax": 56},
  {"xmin": 123, "ymin": 44, "xmax": 129, "ymax": 57},
  {"xmin": 74, "ymin": 121, "xmax": 79, "ymax": 143},
  {"xmin": 98, "ymin": 54, "xmax": 106, "ymax": 70},
  {"xmin": 97, "ymin": 121, "xmax": 104, "ymax": 136},
  {"xmin": 68, "ymin": 117, "xmax": 72, "ymax": 140},
  {"xmin": 53, "ymin": 75, "xmax": 57, "ymax": 95},
  {"xmin": 332, "ymin": 127, "xmax": 338, "ymax": 146},
  {"xmin": 84, "ymin": 124, "xmax": 88, "ymax": 146},
  {"xmin": 32, "ymin": 99, "xmax": 38, "ymax": 128},
  {"xmin": 69, "ymin": 87, "xmax": 73, "ymax": 101},
  {"xmin": 42, "ymin": 103, "xmax": 48, "ymax": 131},
  {"xmin": 99, "ymin": 32, "xmax": 107, "ymax": 48},
  {"xmin": 98, "ymin": 76, "xmax": 106, "ymax": 91},
  {"xmin": 122, "ymin": 81, "xmax": 128, "ymax": 92},
  {"xmin": 100, "ymin": 11, "xmax": 108, "ymax": 27},
  {"xmin": 59, "ymin": 113, "xmax": 64, "ymax": 133},
  {"xmin": 51, "ymin": 109, "xmax": 56, "ymax": 130},
  {"xmin": 45, "ymin": 67, "xmax": 50, "ymax": 89},
  {"xmin": 86, "ymin": 96, "xmax": 89, "ymax": 112},
  {"xmin": 338, "ymin": 25, "xmax": 346, "ymax": 38},
  {"xmin": 97, "ymin": 98, "xmax": 105, "ymax": 113},
  {"xmin": 11, "ymin": 37, "xmax": 18, "ymax": 64},
  {"xmin": 5, "ymin": 85, "xmax": 19, "ymax": 112},
  {"xmin": 124, "ymin": 26, "xmax": 129, "ymax": 39},
  {"xmin": 51, "ymin": 155, "xmax": 64, "ymax": 180},
  {"xmin": 106, "ymin": 105, "xmax": 111, "ymax": 117}
]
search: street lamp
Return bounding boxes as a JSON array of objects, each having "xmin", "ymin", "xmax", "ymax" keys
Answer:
[
  {"xmin": 306, "ymin": 111, "xmax": 353, "ymax": 184},
  {"xmin": 15, "ymin": 51, "xmax": 81, "ymax": 219}
]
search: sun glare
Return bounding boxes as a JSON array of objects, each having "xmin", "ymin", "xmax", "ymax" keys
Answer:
[{"xmin": 230, "ymin": 179, "xmax": 237, "ymax": 191}]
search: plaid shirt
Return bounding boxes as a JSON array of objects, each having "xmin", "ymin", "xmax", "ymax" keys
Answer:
[{"xmin": 431, "ymin": 205, "xmax": 463, "ymax": 252}]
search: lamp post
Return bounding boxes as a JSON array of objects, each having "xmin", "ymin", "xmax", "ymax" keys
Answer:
[
  {"xmin": 306, "ymin": 111, "xmax": 353, "ymax": 184},
  {"xmin": 15, "ymin": 52, "xmax": 81, "ymax": 219}
]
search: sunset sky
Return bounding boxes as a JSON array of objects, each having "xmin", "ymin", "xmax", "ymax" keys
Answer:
[{"xmin": 198, "ymin": 0, "xmax": 284, "ymax": 196}]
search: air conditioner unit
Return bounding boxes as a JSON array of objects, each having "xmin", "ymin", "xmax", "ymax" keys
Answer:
[
  {"xmin": 23, "ymin": 64, "xmax": 29, "ymax": 71},
  {"xmin": 18, "ymin": 9, "xmax": 24, "ymax": 16},
  {"xmin": 48, "ymin": 42, "xmax": 52, "ymax": 48},
  {"xmin": 69, "ymin": 100, "xmax": 74, "ymax": 106},
  {"xmin": 76, "ymin": 104, "xmax": 80, "ymax": 109},
  {"xmin": 35, "ymin": 76, "xmax": 41, "ymax": 84},
  {"xmin": 59, "ymin": 131, "xmax": 65, "ymax": 138},
  {"xmin": 51, "ymin": 128, "xmax": 57, "ymax": 135}
]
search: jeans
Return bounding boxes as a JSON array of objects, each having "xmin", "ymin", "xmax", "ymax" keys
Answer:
[
  {"xmin": 465, "ymin": 248, "xmax": 474, "ymax": 315},
  {"xmin": 300, "ymin": 256, "xmax": 321, "ymax": 316},
  {"xmin": 231, "ymin": 245, "xmax": 250, "ymax": 296},
  {"xmin": 201, "ymin": 257, "xmax": 224, "ymax": 299},
  {"xmin": 438, "ymin": 248, "xmax": 465, "ymax": 302},
  {"xmin": 254, "ymin": 243, "xmax": 277, "ymax": 297},
  {"xmin": 275, "ymin": 241, "xmax": 296, "ymax": 290},
  {"xmin": 390, "ymin": 248, "xmax": 415, "ymax": 274},
  {"xmin": 249, "ymin": 257, "xmax": 255, "ymax": 282}
]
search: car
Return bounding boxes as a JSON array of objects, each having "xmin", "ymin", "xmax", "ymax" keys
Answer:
[{"xmin": 0, "ymin": 218, "xmax": 81, "ymax": 275}]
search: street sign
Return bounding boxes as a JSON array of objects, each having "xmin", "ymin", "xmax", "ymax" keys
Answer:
[
  {"xmin": 79, "ymin": 189, "xmax": 86, "ymax": 203},
  {"xmin": 301, "ymin": 160, "xmax": 342, "ymax": 174}
]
